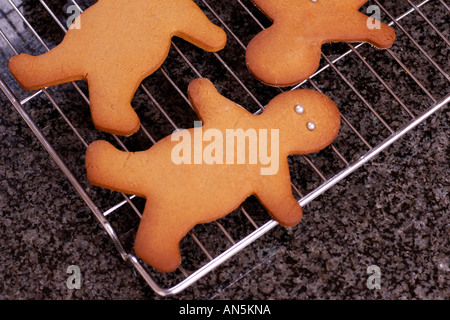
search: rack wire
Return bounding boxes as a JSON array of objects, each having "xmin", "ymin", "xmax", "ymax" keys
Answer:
[{"xmin": 0, "ymin": 0, "xmax": 448, "ymax": 296}]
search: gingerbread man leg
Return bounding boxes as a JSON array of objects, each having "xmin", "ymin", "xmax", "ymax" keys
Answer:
[
  {"xmin": 10, "ymin": 49, "xmax": 142, "ymax": 135},
  {"xmin": 85, "ymin": 140, "xmax": 147, "ymax": 197},
  {"xmin": 86, "ymin": 71, "xmax": 143, "ymax": 136},
  {"xmin": 134, "ymin": 203, "xmax": 195, "ymax": 273},
  {"xmin": 8, "ymin": 45, "xmax": 84, "ymax": 91}
]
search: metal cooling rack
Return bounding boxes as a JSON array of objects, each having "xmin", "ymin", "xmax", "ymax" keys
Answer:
[{"xmin": 0, "ymin": 0, "xmax": 448, "ymax": 296}]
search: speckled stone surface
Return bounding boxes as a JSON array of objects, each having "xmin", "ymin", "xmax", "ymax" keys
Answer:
[{"xmin": 0, "ymin": 0, "xmax": 448, "ymax": 300}]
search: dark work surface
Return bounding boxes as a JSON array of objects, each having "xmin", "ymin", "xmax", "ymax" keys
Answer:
[{"xmin": 0, "ymin": 0, "xmax": 448, "ymax": 300}]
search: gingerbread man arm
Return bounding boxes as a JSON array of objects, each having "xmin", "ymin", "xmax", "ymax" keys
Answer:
[
  {"xmin": 323, "ymin": 10, "xmax": 395, "ymax": 49},
  {"xmin": 254, "ymin": 160, "xmax": 303, "ymax": 227},
  {"xmin": 187, "ymin": 78, "xmax": 252, "ymax": 127},
  {"xmin": 174, "ymin": 2, "xmax": 227, "ymax": 52},
  {"xmin": 322, "ymin": 0, "xmax": 396, "ymax": 49}
]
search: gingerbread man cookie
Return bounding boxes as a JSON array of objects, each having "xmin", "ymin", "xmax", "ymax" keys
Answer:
[
  {"xmin": 9, "ymin": 0, "xmax": 227, "ymax": 136},
  {"xmin": 85, "ymin": 78, "xmax": 341, "ymax": 272},
  {"xmin": 246, "ymin": 0, "xmax": 396, "ymax": 86}
]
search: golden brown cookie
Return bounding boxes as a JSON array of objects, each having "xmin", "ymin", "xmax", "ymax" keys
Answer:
[
  {"xmin": 246, "ymin": 0, "xmax": 396, "ymax": 86},
  {"xmin": 9, "ymin": 0, "xmax": 227, "ymax": 136},
  {"xmin": 85, "ymin": 78, "xmax": 341, "ymax": 272}
]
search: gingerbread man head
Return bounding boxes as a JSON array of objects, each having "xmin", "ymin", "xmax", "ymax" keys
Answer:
[{"xmin": 260, "ymin": 88, "xmax": 341, "ymax": 156}]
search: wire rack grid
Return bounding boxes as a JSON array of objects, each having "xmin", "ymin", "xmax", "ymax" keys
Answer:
[{"xmin": 0, "ymin": 0, "xmax": 448, "ymax": 296}]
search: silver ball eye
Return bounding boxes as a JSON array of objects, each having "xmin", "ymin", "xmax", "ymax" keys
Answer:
[
  {"xmin": 310, "ymin": 0, "xmax": 318, "ymax": 3},
  {"xmin": 295, "ymin": 105, "xmax": 305, "ymax": 114},
  {"xmin": 307, "ymin": 122, "xmax": 316, "ymax": 131}
]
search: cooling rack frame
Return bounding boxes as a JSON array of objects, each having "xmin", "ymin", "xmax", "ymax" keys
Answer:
[{"xmin": 0, "ymin": 0, "xmax": 448, "ymax": 296}]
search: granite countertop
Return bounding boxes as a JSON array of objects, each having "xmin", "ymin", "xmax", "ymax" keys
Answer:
[{"xmin": 0, "ymin": 0, "xmax": 448, "ymax": 300}]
